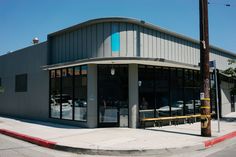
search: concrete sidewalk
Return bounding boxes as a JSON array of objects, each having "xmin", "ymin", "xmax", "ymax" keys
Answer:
[{"xmin": 0, "ymin": 113, "xmax": 236, "ymax": 155}]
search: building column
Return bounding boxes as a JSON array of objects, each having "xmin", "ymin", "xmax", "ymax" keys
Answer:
[
  {"xmin": 129, "ymin": 64, "xmax": 139, "ymax": 128},
  {"xmin": 87, "ymin": 64, "xmax": 97, "ymax": 128}
]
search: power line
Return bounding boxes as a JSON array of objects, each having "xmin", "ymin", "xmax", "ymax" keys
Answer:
[{"xmin": 208, "ymin": 1, "xmax": 236, "ymax": 7}]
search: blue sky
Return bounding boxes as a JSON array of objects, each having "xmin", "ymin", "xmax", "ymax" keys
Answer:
[{"xmin": 0, "ymin": 0, "xmax": 236, "ymax": 55}]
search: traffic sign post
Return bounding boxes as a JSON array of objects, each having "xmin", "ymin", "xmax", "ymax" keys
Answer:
[{"xmin": 210, "ymin": 60, "xmax": 220, "ymax": 133}]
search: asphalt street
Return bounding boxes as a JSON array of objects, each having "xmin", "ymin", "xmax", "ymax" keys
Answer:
[
  {"xmin": 206, "ymin": 138, "xmax": 236, "ymax": 157},
  {"xmin": 0, "ymin": 134, "xmax": 77, "ymax": 157},
  {"xmin": 0, "ymin": 133, "xmax": 236, "ymax": 157},
  {"xmin": 170, "ymin": 137, "xmax": 236, "ymax": 157}
]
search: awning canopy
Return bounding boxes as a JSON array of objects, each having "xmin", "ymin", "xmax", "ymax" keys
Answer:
[{"xmin": 42, "ymin": 57, "xmax": 200, "ymax": 71}]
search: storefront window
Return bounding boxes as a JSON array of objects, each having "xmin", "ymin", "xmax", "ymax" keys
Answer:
[
  {"xmin": 139, "ymin": 66, "xmax": 155, "ymax": 119},
  {"xmin": 177, "ymin": 69, "xmax": 184, "ymax": 87},
  {"xmin": 156, "ymin": 67, "xmax": 169, "ymax": 87},
  {"xmin": 170, "ymin": 68, "xmax": 184, "ymax": 116},
  {"xmin": 193, "ymin": 71, "xmax": 201, "ymax": 114},
  {"xmin": 171, "ymin": 88, "xmax": 184, "ymax": 116},
  {"xmin": 156, "ymin": 68, "xmax": 170, "ymax": 117},
  {"xmin": 74, "ymin": 65, "xmax": 87, "ymax": 121},
  {"xmin": 138, "ymin": 66, "xmax": 211, "ymax": 121},
  {"xmin": 49, "ymin": 65, "xmax": 87, "ymax": 121},
  {"xmin": 50, "ymin": 69, "xmax": 61, "ymax": 118},
  {"xmin": 194, "ymin": 71, "xmax": 200, "ymax": 87},
  {"xmin": 61, "ymin": 68, "xmax": 73, "ymax": 120},
  {"xmin": 184, "ymin": 88, "xmax": 194, "ymax": 115},
  {"xmin": 156, "ymin": 88, "xmax": 170, "ymax": 117},
  {"xmin": 185, "ymin": 70, "xmax": 193, "ymax": 87}
]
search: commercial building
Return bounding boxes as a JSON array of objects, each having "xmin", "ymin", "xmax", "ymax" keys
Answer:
[{"xmin": 0, "ymin": 17, "xmax": 235, "ymax": 128}]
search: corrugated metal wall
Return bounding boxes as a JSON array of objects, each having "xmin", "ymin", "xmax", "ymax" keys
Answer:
[
  {"xmin": 0, "ymin": 42, "xmax": 49, "ymax": 120},
  {"xmin": 49, "ymin": 21, "xmax": 236, "ymax": 70}
]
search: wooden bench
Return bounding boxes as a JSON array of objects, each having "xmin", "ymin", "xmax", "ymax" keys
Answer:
[{"xmin": 140, "ymin": 114, "xmax": 201, "ymax": 128}]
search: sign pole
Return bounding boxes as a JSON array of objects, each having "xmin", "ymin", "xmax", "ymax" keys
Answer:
[{"xmin": 214, "ymin": 60, "xmax": 220, "ymax": 133}]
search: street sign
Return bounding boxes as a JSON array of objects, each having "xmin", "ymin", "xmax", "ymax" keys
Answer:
[
  {"xmin": 209, "ymin": 60, "xmax": 216, "ymax": 68},
  {"xmin": 198, "ymin": 60, "xmax": 216, "ymax": 68}
]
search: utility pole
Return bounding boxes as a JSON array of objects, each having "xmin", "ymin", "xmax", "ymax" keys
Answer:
[{"xmin": 199, "ymin": 0, "xmax": 211, "ymax": 137}]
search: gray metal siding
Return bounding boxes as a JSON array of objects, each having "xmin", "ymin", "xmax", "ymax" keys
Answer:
[
  {"xmin": 0, "ymin": 42, "xmax": 49, "ymax": 121},
  {"xmin": 82, "ymin": 27, "xmax": 87, "ymax": 59},
  {"xmin": 120, "ymin": 23, "xmax": 127, "ymax": 57},
  {"xmin": 91, "ymin": 25, "xmax": 97, "ymax": 58},
  {"xmin": 49, "ymin": 21, "xmax": 235, "ymax": 70},
  {"xmin": 58, "ymin": 34, "xmax": 63, "ymax": 63},
  {"xmin": 133, "ymin": 25, "xmax": 138, "ymax": 56},
  {"xmin": 143, "ymin": 28, "xmax": 148, "ymax": 57},
  {"xmin": 164, "ymin": 34, "xmax": 168, "ymax": 60},
  {"xmin": 127, "ymin": 24, "xmax": 134, "ymax": 57},
  {"xmin": 152, "ymin": 30, "xmax": 156, "ymax": 58},
  {"xmin": 65, "ymin": 33, "xmax": 70, "ymax": 62},
  {"xmin": 69, "ymin": 32, "xmax": 74, "ymax": 61},
  {"xmin": 55, "ymin": 36, "xmax": 59, "ymax": 63},
  {"xmin": 87, "ymin": 26, "xmax": 92, "ymax": 58},
  {"xmin": 104, "ymin": 23, "xmax": 111, "ymax": 57},
  {"xmin": 73, "ymin": 30, "xmax": 78, "ymax": 60},
  {"xmin": 78, "ymin": 29, "xmax": 82, "ymax": 59},
  {"xmin": 156, "ymin": 31, "xmax": 161, "ymax": 58},
  {"xmin": 140, "ymin": 27, "xmax": 143, "ymax": 57},
  {"xmin": 97, "ymin": 23, "xmax": 104, "ymax": 58},
  {"xmin": 0, "ymin": 42, "xmax": 92, "ymax": 127}
]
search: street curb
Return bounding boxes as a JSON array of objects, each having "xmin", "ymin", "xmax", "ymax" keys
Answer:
[
  {"xmin": 0, "ymin": 129, "xmax": 56, "ymax": 149},
  {"xmin": 53, "ymin": 144, "xmax": 205, "ymax": 156},
  {"xmin": 0, "ymin": 128, "xmax": 204, "ymax": 156},
  {"xmin": 204, "ymin": 131, "xmax": 236, "ymax": 148},
  {"xmin": 0, "ymin": 128, "xmax": 235, "ymax": 156}
]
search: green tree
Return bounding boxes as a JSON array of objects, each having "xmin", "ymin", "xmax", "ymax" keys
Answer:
[{"xmin": 223, "ymin": 59, "xmax": 236, "ymax": 94}]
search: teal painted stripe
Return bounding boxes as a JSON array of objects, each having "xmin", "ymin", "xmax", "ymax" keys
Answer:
[{"xmin": 111, "ymin": 24, "xmax": 120, "ymax": 52}]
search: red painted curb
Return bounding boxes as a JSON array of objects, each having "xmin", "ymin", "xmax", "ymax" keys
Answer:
[
  {"xmin": 0, "ymin": 129, "xmax": 56, "ymax": 148},
  {"xmin": 204, "ymin": 131, "xmax": 236, "ymax": 148}
]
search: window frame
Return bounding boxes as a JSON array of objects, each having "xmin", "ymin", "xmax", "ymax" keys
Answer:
[{"xmin": 49, "ymin": 65, "xmax": 88, "ymax": 122}]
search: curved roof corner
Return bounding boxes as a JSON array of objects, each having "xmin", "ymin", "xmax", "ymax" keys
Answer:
[{"xmin": 48, "ymin": 17, "xmax": 236, "ymax": 58}]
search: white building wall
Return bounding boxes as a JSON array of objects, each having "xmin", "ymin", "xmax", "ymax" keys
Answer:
[{"xmin": 221, "ymin": 81, "xmax": 235, "ymax": 116}]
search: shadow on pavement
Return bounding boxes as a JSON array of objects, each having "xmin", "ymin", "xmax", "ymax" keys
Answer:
[
  {"xmin": 221, "ymin": 117, "xmax": 236, "ymax": 122},
  {"xmin": 1, "ymin": 115, "xmax": 83, "ymax": 129},
  {"xmin": 145, "ymin": 128, "xmax": 202, "ymax": 137},
  {"xmin": 18, "ymin": 119, "xmax": 81, "ymax": 129}
]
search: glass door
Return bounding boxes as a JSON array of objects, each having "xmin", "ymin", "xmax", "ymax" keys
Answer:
[{"xmin": 98, "ymin": 65, "xmax": 128, "ymax": 127}]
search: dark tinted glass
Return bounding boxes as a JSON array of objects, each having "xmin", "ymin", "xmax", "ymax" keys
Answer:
[
  {"xmin": 50, "ymin": 70, "xmax": 61, "ymax": 118},
  {"xmin": 139, "ymin": 66, "xmax": 155, "ymax": 118},
  {"xmin": 61, "ymin": 68, "xmax": 73, "ymax": 120},
  {"xmin": 15, "ymin": 74, "xmax": 27, "ymax": 92}
]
